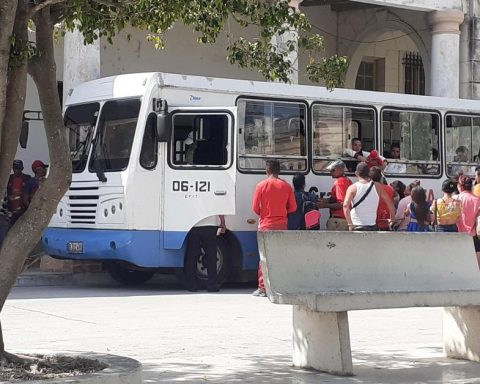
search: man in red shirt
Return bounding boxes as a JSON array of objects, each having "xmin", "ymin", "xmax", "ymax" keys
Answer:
[
  {"xmin": 7, "ymin": 160, "xmax": 30, "ymax": 225},
  {"xmin": 252, "ymin": 159, "xmax": 297, "ymax": 297},
  {"xmin": 318, "ymin": 160, "xmax": 352, "ymax": 230}
]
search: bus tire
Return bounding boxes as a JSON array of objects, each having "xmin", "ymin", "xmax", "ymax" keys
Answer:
[
  {"xmin": 106, "ymin": 262, "xmax": 155, "ymax": 285},
  {"xmin": 179, "ymin": 235, "xmax": 232, "ymax": 290}
]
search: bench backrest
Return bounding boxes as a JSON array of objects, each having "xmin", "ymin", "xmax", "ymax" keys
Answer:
[{"xmin": 258, "ymin": 231, "xmax": 480, "ymax": 310}]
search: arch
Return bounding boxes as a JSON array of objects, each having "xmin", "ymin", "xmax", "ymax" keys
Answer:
[{"xmin": 343, "ymin": 10, "xmax": 430, "ymax": 93}]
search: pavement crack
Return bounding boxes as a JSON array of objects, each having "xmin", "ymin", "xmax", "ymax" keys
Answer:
[{"xmin": 5, "ymin": 304, "xmax": 98, "ymax": 325}]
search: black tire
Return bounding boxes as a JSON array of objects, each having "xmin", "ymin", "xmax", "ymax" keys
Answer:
[
  {"xmin": 178, "ymin": 235, "xmax": 231, "ymax": 289},
  {"xmin": 106, "ymin": 262, "xmax": 155, "ymax": 285}
]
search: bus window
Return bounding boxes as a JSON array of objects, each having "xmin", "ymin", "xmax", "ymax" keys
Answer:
[
  {"xmin": 237, "ymin": 99, "xmax": 307, "ymax": 172},
  {"xmin": 311, "ymin": 104, "xmax": 375, "ymax": 173},
  {"xmin": 382, "ymin": 109, "xmax": 440, "ymax": 177},
  {"xmin": 139, "ymin": 113, "xmax": 158, "ymax": 170},
  {"xmin": 89, "ymin": 99, "xmax": 141, "ymax": 172},
  {"xmin": 65, "ymin": 102, "xmax": 100, "ymax": 173},
  {"xmin": 445, "ymin": 114, "xmax": 480, "ymax": 177},
  {"xmin": 171, "ymin": 114, "xmax": 229, "ymax": 167}
]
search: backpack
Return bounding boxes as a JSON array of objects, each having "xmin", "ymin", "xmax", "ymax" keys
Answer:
[{"xmin": 301, "ymin": 193, "xmax": 321, "ymax": 230}]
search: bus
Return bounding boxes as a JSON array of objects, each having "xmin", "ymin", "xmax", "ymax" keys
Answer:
[{"xmin": 43, "ymin": 72, "xmax": 480, "ymax": 287}]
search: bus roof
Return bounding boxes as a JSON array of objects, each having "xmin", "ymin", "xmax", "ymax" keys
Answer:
[{"xmin": 66, "ymin": 72, "xmax": 480, "ymax": 113}]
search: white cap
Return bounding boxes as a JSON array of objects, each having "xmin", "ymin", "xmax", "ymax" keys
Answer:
[{"xmin": 326, "ymin": 160, "xmax": 346, "ymax": 171}]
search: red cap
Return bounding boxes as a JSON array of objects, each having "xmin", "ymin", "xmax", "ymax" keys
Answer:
[
  {"xmin": 32, "ymin": 160, "xmax": 48, "ymax": 172},
  {"xmin": 370, "ymin": 150, "xmax": 379, "ymax": 158}
]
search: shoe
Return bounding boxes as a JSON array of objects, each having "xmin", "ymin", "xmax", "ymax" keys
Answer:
[{"xmin": 252, "ymin": 288, "xmax": 266, "ymax": 297}]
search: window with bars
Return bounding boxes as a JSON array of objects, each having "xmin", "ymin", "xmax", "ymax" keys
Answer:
[{"xmin": 403, "ymin": 52, "xmax": 425, "ymax": 95}]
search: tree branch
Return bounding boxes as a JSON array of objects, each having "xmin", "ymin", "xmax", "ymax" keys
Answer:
[{"xmin": 27, "ymin": 0, "xmax": 65, "ymax": 19}]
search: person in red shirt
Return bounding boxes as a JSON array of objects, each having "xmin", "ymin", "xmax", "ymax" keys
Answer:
[
  {"xmin": 370, "ymin": 166, "xmax": 395, "ymax": 230},
  {"xmin": 7, "ymin": 160, "xmax": 30, "ymax": 225},
  {"xmin": 252, "ymin": 159, "xmax": 296, "ymax": 297},
  {"xmin": 318, "ymin": 160, "xmax": 352, "ymax": 230}
]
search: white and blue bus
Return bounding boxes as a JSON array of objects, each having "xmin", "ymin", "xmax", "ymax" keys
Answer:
[{"xmin": 43, "ymin": 72, "xmax": 480, "ymax": 286}]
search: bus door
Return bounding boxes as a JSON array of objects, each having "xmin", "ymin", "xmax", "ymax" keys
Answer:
[{"xmin": 163, "ymin": 108, "xmax": 236, "ymax": 249}]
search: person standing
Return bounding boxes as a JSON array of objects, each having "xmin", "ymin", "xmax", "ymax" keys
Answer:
[
  {"xmin": 343, "ymin": 162, "xmax": 395, "ymax": 231},
  {"xmin": 23, "ymin": 160, "xmax": 47, "ymax": 209},
  {"xmin": 7, "ymin": 160, "xmax": 30, "ymax": 225},
  {"xmin": 252, "ymin": 159, "xmax": 297, "ymax": 297},
  {"xmin": 287, "ymin": 173, "xmax": 318, "ymax": 230},
  {"xmin": 318, "ymin": 160, "xmax": 351, "ymax": 230},
  {"xmin": 431, "ymin": 179, "xmax": 462, "ymax": 232},
  {"xmin": 370, "ymin": 166, "xmax": 395, "ymax": 230},
  {"xmin": 185, "ymin": 215, "xmax": 226, "ymax": 292}
]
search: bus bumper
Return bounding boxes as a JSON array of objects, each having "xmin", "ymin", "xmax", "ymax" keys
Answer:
[{"xmin": 43, "ymin": 228, "xmax": 185, "ymax": 268}]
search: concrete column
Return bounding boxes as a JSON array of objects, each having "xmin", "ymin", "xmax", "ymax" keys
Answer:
[
  {"xmin": 270, "ymin": 0, "xmax": 300, "ymax": 84},
  {"xmin": 444, "ymin": 306, "xmax": 480, "ymax": 361},
  {"xmin": 293, "ymin": 306, "xmax": 353, "ymax": 376},
  {"xmin": 63, "ymin": 28, "xmax": 101, "ymax": 106},
  {"xmin": 428, "ymin": 10, "xmax": 464, "ymax": 98}
]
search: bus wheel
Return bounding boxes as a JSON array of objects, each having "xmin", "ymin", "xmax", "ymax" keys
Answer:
[
  {"xmin": 180, "ymin": 236, "xmax": 232, "ymax": 289},
  {"xmin": 106, "ymin": 262, "xmax": 155, "ymax": 285}
]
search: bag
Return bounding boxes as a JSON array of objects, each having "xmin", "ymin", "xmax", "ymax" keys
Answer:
[
  {"xmin": 301, "ymin": 193, "xmax": 320, "ymax": 230},
  {"xmin": 352, "ymin": 182, "xmax": 374, "ymax": 209}
]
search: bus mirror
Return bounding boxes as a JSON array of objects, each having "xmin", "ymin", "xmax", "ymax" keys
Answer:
[
  {"xmin": 20, "ymin": 121, "xmax": 29, "ymax": 148},
  {"xmin": 157, "ymin": 113, "xmax": 172, "ymax": 142}
]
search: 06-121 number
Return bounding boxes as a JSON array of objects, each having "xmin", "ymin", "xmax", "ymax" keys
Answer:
[{"xmin": 172, "ymin": 180, "xmax": 211, "ymax": 192}]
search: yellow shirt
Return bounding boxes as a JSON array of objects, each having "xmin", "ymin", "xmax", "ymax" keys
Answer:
[
  {"xmin": 431, "ymin": 198, "xmax": 462, "ymax": 225},
  {"xmin": 474, "ymin": 184, "xmax": 480, "ymax": 198}
]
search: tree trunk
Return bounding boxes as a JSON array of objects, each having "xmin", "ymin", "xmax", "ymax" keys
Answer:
[
  {"xmin": 0, "ymin": 6, "xmax": 71, "ymax": 354},
  {"xmin": 0, "ymin": 1, "xmax": 18, "ymax": 142}
]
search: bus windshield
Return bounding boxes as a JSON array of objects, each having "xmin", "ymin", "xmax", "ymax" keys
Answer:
[
  {"xmin": 65, "ymin": 103, "xmax": 100, "ymax": 173},
  {"xmin": 89, "ymin": 99, "xmax": 141, "ymax": 172}
]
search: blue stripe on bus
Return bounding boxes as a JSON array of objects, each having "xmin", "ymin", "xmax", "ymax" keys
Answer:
[{"xmin": 43, "ymin": 228, "xmax": 260, "ymax": 270}]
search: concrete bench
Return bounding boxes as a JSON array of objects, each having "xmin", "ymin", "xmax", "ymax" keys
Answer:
[{"xmin": 258, "ymin": 231, "xmax": 480, "ymax": 376}]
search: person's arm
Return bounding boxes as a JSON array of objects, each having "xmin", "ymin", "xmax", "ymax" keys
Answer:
[
  {"xmin": 343, "ymin": 184, "xmax": 356, "ymax": 231},
  {"xmin": 218, "ymin": 215, "xmax": 227, "ymax": 234},
  {"xmin": 286, "ymin": 188, "xmax": 297, "ymax": 214},
  {"xmin": 252, "ymin": 185, "xmax": 261, "ymax": 215},
  {"xmin": 375, "ymin": 183, "xmax": 395, "ymax": 220},
  {"xmin": 22, "ymin": 181, "xmax": 31, "ymax": 208}
]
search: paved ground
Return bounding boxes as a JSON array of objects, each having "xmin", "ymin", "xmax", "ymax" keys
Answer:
[{"xmin": 4, "ymin": 277, "xmax": 480, "ymax": 383}]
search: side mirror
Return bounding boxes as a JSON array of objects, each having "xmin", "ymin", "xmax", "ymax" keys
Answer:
[
  {"xmin": 20, "ymin": 121, "xmax": 29, "ymax": 149},
  {"xmin": 157, "ymin": 112, "xmax": 172, "ymax": 142}
]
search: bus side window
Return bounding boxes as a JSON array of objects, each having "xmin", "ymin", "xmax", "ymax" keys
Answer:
[
  {"xmin": 445, "ymin": 114, "xmax": 480, "ymax": 178},
  {"xmin": 382, "ymin": 109, "xmax": 440, "ymax": 177},
  {"xmin": 140, "ymin": 113, "xmax": 158, "ymax": 170}
]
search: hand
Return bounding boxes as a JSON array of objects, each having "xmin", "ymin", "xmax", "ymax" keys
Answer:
[
  {"xmin": 219, "ymin": 224, "xmax": 227, "ymax": 234},
  {"xmin": 348, "ymin": 224, "xmax": 354, "ymax": 232}
]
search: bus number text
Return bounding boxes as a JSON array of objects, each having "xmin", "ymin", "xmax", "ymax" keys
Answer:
[{"xmin": 172, "ymin": 180, "xmax": 211, "ymax": 192}]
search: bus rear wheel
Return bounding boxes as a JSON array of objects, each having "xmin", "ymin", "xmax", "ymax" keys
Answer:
[
  {"xmin": 106, "ymin": 262, "xmax": 155, "ymax": 285},
  {"xmin": 178, "ymin": 236, "xmax": 231, "ymax": 290}
]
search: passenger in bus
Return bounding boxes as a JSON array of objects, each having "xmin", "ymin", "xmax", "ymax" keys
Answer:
[
  {"xmin": 7, "ymin": 160, "xmax": 30, "ymax": 225},
  {"xmin": 344, "ymin": 138, "xmax": 386, "ymax": 172},
  {"xmin": 252, "ymin": 159, "xmax": 297, "ymax": 297},
  {"xmin": 449, "ymin": 146, "xmax": 473, "ymax": 177},
  {"xmin": 185, "ymin": 215, "xmax": 226, "ymax": 292},
  {"xmin": 183, "ymin": 131, "xmax": 197, "ymax": 165},
  {"xmin": 419, "ymin": 147, "xmax": 440, "ymax": 175},
  {"xmin": 343, "ymin": 162, "xmax": 395, "ymax": 231},
  {"xmin": 287, "ymin": 173, "xmax": 318, "ymax": 230},
  {"xmin": 384, "ymin": 144, "xmax": 406, "ymax": 174},
  {"xmin": 454, "ymin": 175, "xmax": 480, "ymax": 261},
  {"xmin": 23, "ymin": 160, "xmax": 48, "ymax": 208},
  {"xmin": 431, "ymin": 179, "xmax": 462, "ymax": 232},
  {"xmin": 317, "ymin": 160, "xmax": 352, "ymax": 231},
  {"xmin": 370, "ymin": 167, "xmax": 395, "ymax": 230},
  {"xmin": 405, "ymin": 186, "xmax": 431, "ymax": 232}
]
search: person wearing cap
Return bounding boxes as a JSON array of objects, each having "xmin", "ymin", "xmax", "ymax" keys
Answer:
[
  {"xmin": 318, "ymin": 160, "xmax": 352, "ymax": 230},
  {"xmin": 7, "ymin": 160, "xmax": 31, "ymax": 224},
  {"xmin": 23, "ymin": 160, "xmax": 48, "ymax": 208}
]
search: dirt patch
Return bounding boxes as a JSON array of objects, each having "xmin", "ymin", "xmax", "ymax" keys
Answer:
[{"xmin": 0, "ymin": 354, "xmax": 108, "ymax": 381}]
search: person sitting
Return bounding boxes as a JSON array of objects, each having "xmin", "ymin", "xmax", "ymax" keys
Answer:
[
  {"xmin": 384, "ymin": 144, "xmax": 407, "ymax": 174},
  {"xmin": 344, "ymin": 138, "xmax": 386, "ymax": 172}
]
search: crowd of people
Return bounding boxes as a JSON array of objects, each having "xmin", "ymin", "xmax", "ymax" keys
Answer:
[{"xmin": 250, "ymin": 158, "xmax": 480, "ymax": 297}]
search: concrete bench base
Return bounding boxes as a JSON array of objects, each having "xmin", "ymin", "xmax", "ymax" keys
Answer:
[{"xmin": 444, "ymin": 306, "xmax": 480, "ymax": 362}]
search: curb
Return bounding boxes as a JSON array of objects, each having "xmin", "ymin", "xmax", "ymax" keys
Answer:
[
  {"xmin": 12, "ymin": 352, "xmax": 142, "ymax": 384},
  {"xmin": 15, "ymin": 272, "xmax": 114, "ymax": 287}
]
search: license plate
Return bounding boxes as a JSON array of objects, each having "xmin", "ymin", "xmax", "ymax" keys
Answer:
[{"xmin": 67, "ymin": 241, "xmax": 84, "ymax": 254}]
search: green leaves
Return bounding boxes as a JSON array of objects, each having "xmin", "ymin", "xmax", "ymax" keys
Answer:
[{"xmin": 26, "ymin": 0, "xmax": 348, "ymax": 87}]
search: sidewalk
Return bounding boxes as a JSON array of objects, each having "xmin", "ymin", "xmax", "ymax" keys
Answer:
[{"xmin": 4, "ymin": 283, "xmax": 480, "ymax": 383}]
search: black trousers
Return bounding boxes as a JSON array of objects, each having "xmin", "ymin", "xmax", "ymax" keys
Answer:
[{"xmin": 186, "ymin": 226, "xmax": 218, "ymax": 289}]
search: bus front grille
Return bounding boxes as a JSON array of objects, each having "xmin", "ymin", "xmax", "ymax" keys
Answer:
[{"xmin": 67, "ymin": 188, "xmax": 99, "ymax": 225}]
